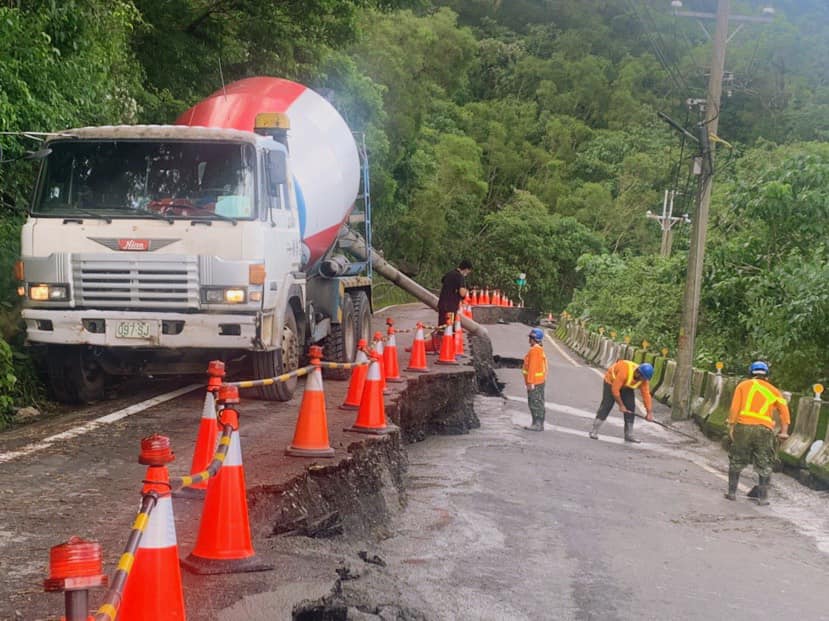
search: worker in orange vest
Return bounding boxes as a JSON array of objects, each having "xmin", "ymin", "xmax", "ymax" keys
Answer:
[
  {"xmin": 522, "ymin": 328, "xmax": 548, "ymax": 431},
  {"xmin": 589, "ymin": 360, "xmax": 654, "ymax": 443},
  {"xmin": 725, "ymin": 361, "xmax": 790, "ymax": 505}
]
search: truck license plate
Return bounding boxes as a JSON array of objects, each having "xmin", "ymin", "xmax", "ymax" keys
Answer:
[{"xmin": 115, "ymin": 320, "xmax": 153, "ymax": 339}]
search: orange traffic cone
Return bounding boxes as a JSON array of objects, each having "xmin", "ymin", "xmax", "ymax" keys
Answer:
[
  {"xmin": 177, "ymin": 361, "xmax": 224, "ymax": 498},
  {"xmin": 436, "ymin": 313, "xmax": 458, "ymax": 365},
  {"xmin": 469, "ymin": 290, "xmax": 478, "ymax": 305},
  {"xmin": 482, "ymin": 289, "xmax": 490, "ymax": 305},
  {"xmin": 285, "ymin": 345, "xmax": 334, "ymax": 457},
  {"xmin": 373, "ymin": 331, "xmax": 391, "ymax": 394},
  {"xmin": 384, "ymin": 319, "xmax": 405, "ymax": 383},
  {"xmin": 454, "ymin": 311, "xmax": 465, "ymax": 357},
  {"xmin": 406, "ymin": 322, "xmax": 429, "ymax": 372},
  {"xmin": 493, "ymin": 290, "xmax": 501, "ymax": 306},
  {"xmin": 346, "ymin": 353, "xmax": 397, "ymax": 434},
  {"xmin": 118, "ymin": 435, "xmax": 185, "ymax": 621},
  {"xmin": 182, "ymin": 387, "xmax": 273, "ymax": 575},
  {"xmin": 340, "ymin": 339, "xmax": 369, "ymax": 410},
  {"xmin": 286, "ymin": 346, "xmax": 335, "ymax": 458}
]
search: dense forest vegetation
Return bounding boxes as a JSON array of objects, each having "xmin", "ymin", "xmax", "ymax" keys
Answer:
[{"xmin": 1, "ymin": 0, "xmax": 827, "ymax": 416}]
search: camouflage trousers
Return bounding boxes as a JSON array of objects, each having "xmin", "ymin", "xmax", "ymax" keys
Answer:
[
  {"xmin": 528, "ymin": 384, "xmax": 546, "ymax": 422},
  {"xmin": 728, "ymin": 423, "xmax": 776, "ymax": 478}
]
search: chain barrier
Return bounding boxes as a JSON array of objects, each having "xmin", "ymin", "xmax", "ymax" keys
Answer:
[
  {"xmin": 173, "ymin": 422, "xmax": 234, "ymax": 492},
  {"xmin": 318, "ymin": 359, "xmax": 370, "ymax": 371},
  {"xmin": 92, "ymin": 421, "xmax": 234, "ymax": 620},
  {"xmin": 225, "ymin": 355, "xmax": 376, "ymax": 388},
  {"xmin": 93, "ymin": 494, "xmax": 157, "ymax": 621},
  {"xmin": 225, "ymin": 364, "xmax": 315, "ymax": 389}
]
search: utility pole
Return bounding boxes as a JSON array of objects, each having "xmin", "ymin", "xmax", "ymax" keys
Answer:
[
  {"xmin": 647, "ymin": 190, "xmax": 689, "ymax": 257},
  {"xmin": 671, "ymin": 0, "xmax": 729, "ymax": 421}
]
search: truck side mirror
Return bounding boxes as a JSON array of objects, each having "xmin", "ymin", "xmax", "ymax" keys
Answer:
[{"xmin": 267, "ymin": 150, "xmax": 287, "ymax": 193}]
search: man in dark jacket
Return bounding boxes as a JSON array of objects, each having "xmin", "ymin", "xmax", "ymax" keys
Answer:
[
  {"xmin": 431, "ymin": 259, "xmax": 472, "ymax": 351},
  {"xmin": 437, "ymin": 259, "xmax": 472, "ymax": 328}
]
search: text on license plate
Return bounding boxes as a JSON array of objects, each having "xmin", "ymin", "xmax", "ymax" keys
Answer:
[{"xmin": 116, "ymin": 320, "xmax": 153, "ymax": 339}]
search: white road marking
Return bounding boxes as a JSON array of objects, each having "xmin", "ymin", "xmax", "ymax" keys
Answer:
[
  {"xmin": 545, "ymin": 334, "xmax": 649, "ymax": 418},
  {"xmin": 506, "ymin": 406, "xmax": 729, "ymax": 484},
  {"xmin": 545, "ymin": 332, "xmax": 580, "ymax": 367},
  {"xmin": 0, "ymin": 384, "xmax": 201, "ymax": 464},
  {"xmin": 373, "ymin": 304, "xmax": 398, "ymax": 315},
  {"xmin": 504, "ymin": 394, "xmax": 667, "ymax": 436}
]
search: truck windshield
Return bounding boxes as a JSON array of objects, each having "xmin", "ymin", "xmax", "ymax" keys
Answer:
[{"xmin": 32, "ymin": 140, "xmax": 256, "ymax": 220}]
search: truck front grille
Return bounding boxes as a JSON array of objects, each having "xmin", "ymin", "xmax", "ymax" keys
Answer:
[{"xmin": 72, "ymin": 255, "xmax": 199, "ymax": 309}]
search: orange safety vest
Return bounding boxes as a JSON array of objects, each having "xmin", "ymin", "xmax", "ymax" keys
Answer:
[
  {"xmin": 735, "ymin": 379, "xmax": 786, "ymax": 428},
  {"xmin": 605, "ymin": 360, "xmax": 642, "ymax": 389},
  {"xmin": 523, "ymin": 344, "xmax": 548, "ymax": 385}
]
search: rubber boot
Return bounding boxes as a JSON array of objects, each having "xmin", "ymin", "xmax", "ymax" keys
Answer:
[
  {"xmin": 525, "ymin": 415, "xmax": 543, "ymax": 432},
  {"xmin": 746, "ymin": 484, "xmax": 760, "ymax": 499},
  {"xmin": 534, "ymin": 415, "xmax": 545, "ymax": 432},
  {"xmin": 589, "ymin": 418, "xmax": 602, "ymax": 440},
  {"xmin": 724, "ymin": 470, "xmax": 740, "ymax": 501},
  {"xmin": 756, "ymin": 475, "xmax": 770, "ymax": 506},
  {"xmin": 624, "ymin": 421, "xmax": 641, "ymax": 443}
]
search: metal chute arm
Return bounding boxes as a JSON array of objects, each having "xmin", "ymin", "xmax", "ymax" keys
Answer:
[{"xmin": 338, "ymin": 226, "xmax": 489, "ymax": 338}]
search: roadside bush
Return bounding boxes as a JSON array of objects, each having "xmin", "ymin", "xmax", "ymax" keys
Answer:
[
  {"xmin": 566, "ymin": 253, "xmax": 685, "ymax": 353},
  {"xmin": 0, "ymin": 337, "xmax": 16, "ymax": 420}
]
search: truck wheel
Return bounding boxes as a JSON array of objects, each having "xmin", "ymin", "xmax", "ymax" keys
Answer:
[
  {"xmin": 322, "ymin": 294, "xmax": 357, "ymax": 380},
  {"xmin": 351, "ymin": 291, "xmax": 372, "ymax": 343},
  {"xmin": 46, "ymin": 346, "xmax": 106, "ymax": 404},
  {"xmin": 253, "ymin": 310, "xmax": 299, "ymax": 401}
]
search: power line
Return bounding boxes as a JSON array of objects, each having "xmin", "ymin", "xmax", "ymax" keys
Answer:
[
  {"xmin": 624, "ymin": 0, "xmax": 689, "ymax": 94},
  {"xmin": 640, "ymin": 0, "xmax": 694, "ymax": 93}
]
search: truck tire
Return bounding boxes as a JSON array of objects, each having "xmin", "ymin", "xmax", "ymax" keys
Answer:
[
  {"xmin": 322, "ymin": 294, "xmax": 357, "ymax": 380},
  {"xmin": 351, "ymin": 290, "xmax": 372, "ymax": 344},
  {"xmin": 46, "ymin": 346, "xmax": 106, "ymax": 404},
  {"xmin": 253, "ymin": 310, "xmax": 299, "ymax": 401}
]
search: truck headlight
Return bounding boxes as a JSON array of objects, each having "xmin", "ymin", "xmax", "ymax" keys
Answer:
[
  {"xmin": 202, "ymin": 287, "xmax": 247, "ymax": 304},
  {"xmin": 29, "ymin": 284, "xmax": 69, "ymax": 301},
  {"xmin": 224, "ymin": 289, "xmax": 246, "ymax": 303}
]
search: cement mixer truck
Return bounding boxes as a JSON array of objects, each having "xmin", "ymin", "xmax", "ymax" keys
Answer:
[{"xmin": 16, "ymin": 77, "xmax": 373, "ymax": 403}]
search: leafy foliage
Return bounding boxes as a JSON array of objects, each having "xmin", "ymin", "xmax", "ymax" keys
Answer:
[
  {"xmin": 0, "ymin": 338, "xmax": 15, "ymax": 418},
  {"xmin": 478, "ymin": 190, "xmax": 603, "ymax": 311},
  {"xmin": 3, "ymin": 0, "xmax": 829, "ymax": 408},
  {"xmin": 567, "ymin": 253, "xmax": 685, "ymax": 354}
]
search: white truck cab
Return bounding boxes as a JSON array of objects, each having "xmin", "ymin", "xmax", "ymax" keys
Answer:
[{"xmin": 18, "ymin": 123, "xmax": 370, "ymax": 403}]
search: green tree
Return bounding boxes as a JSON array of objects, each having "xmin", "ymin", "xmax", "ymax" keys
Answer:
[{"xmin": 480, "ymin": 190, "xmax": 603, "ymax": 311}]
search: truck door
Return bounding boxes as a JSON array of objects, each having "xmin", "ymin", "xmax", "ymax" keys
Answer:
[{"xmin": 262, "ymin": 147, "xmax": 301, "ymax": 331}]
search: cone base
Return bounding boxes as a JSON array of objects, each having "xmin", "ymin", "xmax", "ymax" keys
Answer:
[
  {"xmin": 435, "ymin": 360, "xmax": 459, "ymax": 366},
  {"xmin": 345, "ymin": 423, "xmax": 399, "ymax": 435},
  {"xmin": 339, "ymin": 403, "xmax": 360, "ymax": 411},
  {"xmin": 181, "ymin": 553, "xmax": 274, "ymax": 575},
  {"xmin": 286, "ymin": 445, "xmax": 336, "ymax": 458},
  {"xmin": 405, "ymin": 367, "xmax": 429, "ymax": 373},
  {"xmin": 172, "ymin": 486, "xmax": 207, "ymax": 499}
]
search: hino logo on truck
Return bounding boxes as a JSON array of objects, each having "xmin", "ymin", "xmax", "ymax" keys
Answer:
[
  {"xmin": 88, "ymin": 238, "xmax": 178, "ymax": 251},
  {"xmin": 118, "ymin": 239, "xmax": 150, "ymax": 251}
]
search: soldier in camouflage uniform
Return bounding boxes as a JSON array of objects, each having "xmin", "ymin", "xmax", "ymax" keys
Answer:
[{"xmin": 725, "ymin": 361, "xmax": 790, "ymax": 505}]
